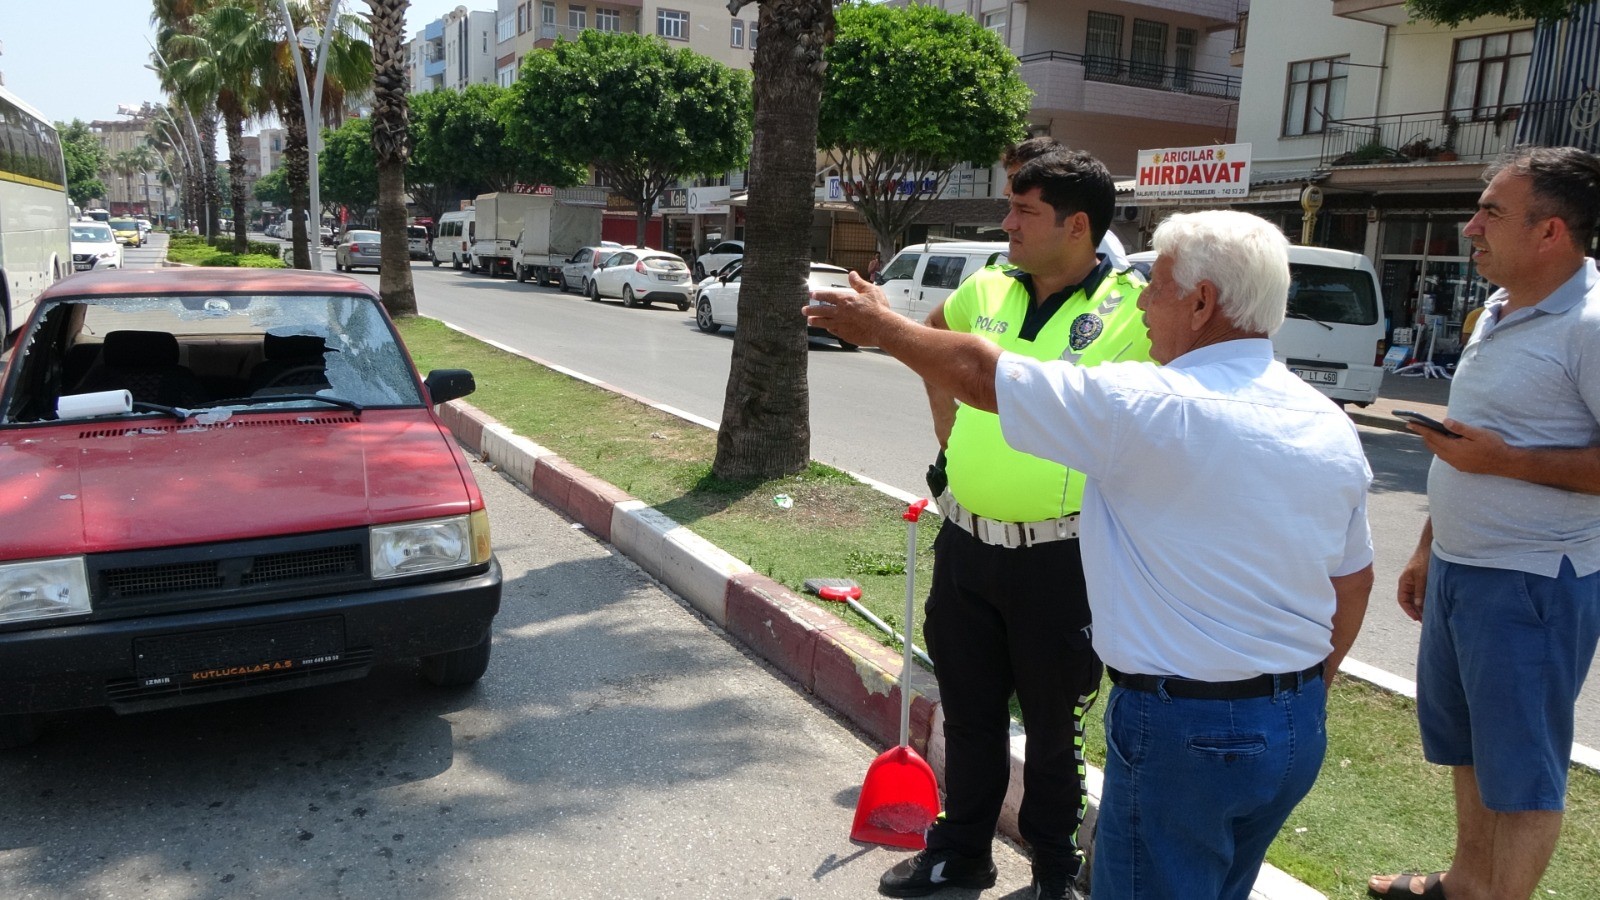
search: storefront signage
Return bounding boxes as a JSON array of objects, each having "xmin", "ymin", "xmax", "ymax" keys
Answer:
[
  {"xmin": 657, "ymin": 189, "xmax": 687, "ymax": 213},
  {"xmin": 687, "ymin": 185, "xmax": 731, "ymax": 214},
  {"xmin": 1134, "ymin": 143, "xmax": 1252, "ymax": 201},
  {"xmin": 510, "ymin": 183, "xmax": 554, "ymax": 195}
]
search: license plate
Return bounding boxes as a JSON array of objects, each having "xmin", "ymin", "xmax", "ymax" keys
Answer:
[
  {"xmin": 74, "ymin": 262, "xmax": 91, "ymax": 271},
  {"xmin": 1291, "ymin": 367, "xmax": 1339, "ymax": 385}
]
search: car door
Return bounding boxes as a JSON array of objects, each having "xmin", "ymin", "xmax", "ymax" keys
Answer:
[
  {"xmin": 878, "ymin": 250, "xmax": 924, "ymax": 320},
  {"xmin": 708, "ymin": 264, "xmax": 742, "ymax": 327},
  {"xmin": 595, "ymin": 251, "xmax": 636, "ymax": 297},
  {"xmin": 908, "ymin": 254, "xmax": 970, "ymax": 321},
  {"xmin": 564, "ymin": 248, "xmax": 592, "ymax": 285}
]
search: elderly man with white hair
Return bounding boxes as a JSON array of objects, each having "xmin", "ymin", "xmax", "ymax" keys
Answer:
[{"xmin": 808, "ymin": 209, "xmax": 1374, "ymax": 900}]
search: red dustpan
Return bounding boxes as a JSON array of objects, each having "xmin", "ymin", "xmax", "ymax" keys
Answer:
[{"xmin": 851, "ymin": 499, "xmax": 941, "ymax": 849}]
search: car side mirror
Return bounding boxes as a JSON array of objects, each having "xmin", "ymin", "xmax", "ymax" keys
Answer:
[
  {"xmin": 871, "ymin": 273, "xmax": 885, "ymax": 286},
  {"xmin": 423, "ymin": 368, "xmax": 476, "ymax": 405}
]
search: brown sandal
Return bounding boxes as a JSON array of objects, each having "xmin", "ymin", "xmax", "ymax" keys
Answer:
[{"xmin": 1367, "ymin": 871, "xmax": 1446, "ymax": 899}]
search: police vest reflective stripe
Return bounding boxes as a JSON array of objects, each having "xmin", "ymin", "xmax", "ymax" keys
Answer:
[{"xmin": 944, "ymin": 265, "xmax": 1152, "ymax": 522}]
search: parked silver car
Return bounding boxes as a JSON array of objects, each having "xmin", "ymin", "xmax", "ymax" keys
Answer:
[{"xmin": 335, "ymin": 230, "xmax": 383, "ymax": 272}]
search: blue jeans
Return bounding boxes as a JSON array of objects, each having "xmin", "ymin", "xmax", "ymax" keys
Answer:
[{"xmin": 1094, "ymin": 677, "xmax": 1327, "ymax": 900}]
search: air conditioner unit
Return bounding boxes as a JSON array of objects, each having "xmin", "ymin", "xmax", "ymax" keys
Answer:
[{"xmin": 1120, "ymin": 206, "xmax": 1140, "ymax": 222}]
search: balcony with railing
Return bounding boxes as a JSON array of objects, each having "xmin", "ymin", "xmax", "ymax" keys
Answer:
[
  {"xmin": 1019, "ymin": 50, "xmax": 1241, "ymax": 129},
  {"xmin": 1318, "ymin": 97, "xmax": 1599, "ymax": 168},
  {"xmin": 534, "ymin": 17, "xmax": 641, "ymax": 47}
]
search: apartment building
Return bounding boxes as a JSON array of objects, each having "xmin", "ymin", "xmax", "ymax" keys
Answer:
[
  {"xmin": 1218, "ymin": 0, "xmax": 1599, "ymax": 349},
  {"xmin": 492, "ymin": 0, "xmax": 758, "ymax": 86},
  {"xmin": 889, "ymin": 0, "xmax": 1244, "ymax": 251},
  {"xmin": 407, "ymin": 6, "xmax": 498, "ymax": 94}
]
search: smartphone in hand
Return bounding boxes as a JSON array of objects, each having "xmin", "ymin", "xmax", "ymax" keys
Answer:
[{"xmin": 1393, "ymin": 409, "xmax": 1459, "ymax": 437}]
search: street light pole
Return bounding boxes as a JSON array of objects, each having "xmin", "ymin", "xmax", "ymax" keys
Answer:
[
  {"xmin": 274, "ymin": 0, "xmax": 343, "ymax": 270},
  {"xmin": 147, "ymin": 42, "xmax": 214, "ymax": 239}
]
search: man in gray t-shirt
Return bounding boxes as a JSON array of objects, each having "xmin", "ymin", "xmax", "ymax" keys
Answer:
[{"xmin": 1370, "ymin": 146, "xmax": 1600, "ymax": 900}]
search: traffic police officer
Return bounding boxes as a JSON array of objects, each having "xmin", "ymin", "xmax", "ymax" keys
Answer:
[{"xmin": 879, "ymin": 149, "xmax": 1151, "ymax": 900}]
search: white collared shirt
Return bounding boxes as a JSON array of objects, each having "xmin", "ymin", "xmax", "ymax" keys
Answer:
[{"xmin": 995, "ymin": 339, "xmax": 1373, "ymax": 681}]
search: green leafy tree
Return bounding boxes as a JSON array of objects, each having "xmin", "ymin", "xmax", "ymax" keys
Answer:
[
  {"xmin": 1407, "ymin": 0, "xmax": 1587, "ymax": 25},
  {"xmin": 404, "ymin": 88, "xmax": 455, "ymax": 224},
  {"xmin": 419, "ymin": 83, "xmax": 574, "ymax": 198},
  {"xmin": 501, "ymin": 31, "xmax": 751, "ymax": 245},
  {"xmin": 320, "ymin": 118, "xmax": 379, "ymax": 220},
  {"xmin": 819, "ymin": 2, "xmax": 1028, "ymax": 260},
  {"xmin": 254, "ymin": 166, "xmax": 291, "ymax": 207},
  {"xmin": 711, "ymin": 0, "xmax": 834, "ymax": 481},
  {"xmin": 57, "ymin": 120, "xmax": 108, "ymax": 208}
]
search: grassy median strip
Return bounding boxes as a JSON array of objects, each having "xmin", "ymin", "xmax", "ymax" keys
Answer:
[{"xmin": 398, "ymin": 315, "xmax": 1598, "ymax": 897}]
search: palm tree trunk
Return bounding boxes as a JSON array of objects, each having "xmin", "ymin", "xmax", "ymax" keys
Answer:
[
  {"xmin": 367, "ymin": 0, "xmax": 418, "ymax": 316},
  {"xmin": 282, "ymin": 102, "xmax": 312, "ymax": 269},
  {"xmin": 224, "ymin": 110, "xmax": 249, "ymax": 253},
  {"xmin": 200, "ymin": 108, "xmax": 221, "ymax": 239},
  {"xmin": 711, "ymin": 0, "xmax": 835, "ymax": 481}
]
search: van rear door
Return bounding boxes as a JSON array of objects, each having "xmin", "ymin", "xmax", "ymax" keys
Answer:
[{"xmin": 1277, "ymin": 259, "xmax": 1386, "ymax": 405}]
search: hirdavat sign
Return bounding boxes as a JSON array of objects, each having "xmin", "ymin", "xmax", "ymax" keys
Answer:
[{"xmin": 1135, "ymin": 143, "xmax": 1252, "ymax": 201}]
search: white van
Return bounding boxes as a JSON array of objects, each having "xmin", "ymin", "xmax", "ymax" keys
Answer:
[
  {"xmin": 1127, "ymin": 245, "xmax": 1387, "ymax": 407},
  {"xmin": 431, "ymin": 209, "xmax": 475, "ymax": 269},
  {"xmin": 877, "ymin": 241, "xmax": 1010, "ymax": 323}
]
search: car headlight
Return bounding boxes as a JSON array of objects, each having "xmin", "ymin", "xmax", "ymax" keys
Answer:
[
  {"xmin": 370, "ymin": 510, "xmax": 491, "ymax": 579},
  {"xmin": 97, "ymin": 250, "xmax": 117, "ymax": 259},
  {"xmin": 0, "ymin": 557, "xmax": 91, "ymax": 625}
]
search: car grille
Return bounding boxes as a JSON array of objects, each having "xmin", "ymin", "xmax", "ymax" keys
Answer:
[{"xmin": 87, "ymin": 528, "xmax": 371, "ymax": 616}]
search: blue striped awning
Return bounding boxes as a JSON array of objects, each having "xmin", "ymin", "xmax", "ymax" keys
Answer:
[{"xmin": 1516, "ymin": 1, "xmax": 1600, "ymax": 152}]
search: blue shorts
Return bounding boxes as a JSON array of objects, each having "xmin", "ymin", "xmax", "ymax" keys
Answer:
[{"xmin": 1418, "ymin": 554, "xmax": 1600, "ymax": 811}]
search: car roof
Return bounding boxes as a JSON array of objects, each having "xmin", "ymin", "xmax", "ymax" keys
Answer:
[
  {"xmin": 897, "ymin": 241, "xmax": 1009, "ymax": 255},
  {"xmin": 809, "ymin": 262, "xmax": 847, "ymax": 272},
  {"xmin": 1126, "ymin": 246, "xmax": 1371, "ymax": 270},
  {"xmin": 37, "ymin": 267, "xmax": 382, "ymax": 302}
]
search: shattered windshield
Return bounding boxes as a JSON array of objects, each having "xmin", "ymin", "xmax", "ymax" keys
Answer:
[{"xmin": 1, "ymin": 293, "xmax": 424, "ymax": 424}]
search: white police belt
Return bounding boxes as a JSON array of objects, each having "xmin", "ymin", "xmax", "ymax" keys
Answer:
[{"xmin": 935, "ymin": 490, "xmax": 1079, "ymax": 549}]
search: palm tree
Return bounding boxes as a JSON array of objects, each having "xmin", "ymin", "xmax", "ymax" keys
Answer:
[
  {"xmin": 125, "ymin": 144, "xmax": 161, "ymax": 217},
  {"xmin": 364, "ymin": 0, "xmax": 416, "ymax": 316},
  {"xmin": 162, "ymin": 0, "xmax": 276, "ymax": 252},
  {"xmin": 712, "ymin": 0, "xmax": 837, "ymax": 480},
  {"xmin": 107, "ymin": 150, "xmax": 140, "ymax": 212},
  {"xmin": 263, "ymin": 0, "xmax": 372, "ymax": 268}
]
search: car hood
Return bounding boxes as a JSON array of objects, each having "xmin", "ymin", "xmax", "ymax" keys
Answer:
[
  {"xmin": 71, "ymin": 241, "xmax": 118, "ymax": 254},
  {"xmin": 0, "ymin": 409, "xmax": 472, "ymax": 560}
]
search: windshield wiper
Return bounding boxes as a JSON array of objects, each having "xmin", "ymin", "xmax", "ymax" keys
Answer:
[
  {"xmin": 1286, "ymin": 310, "xmax": 1335, "ymax": 331},
  {"xmin": 192, "ymin": 394, "xmax": 365, "ymax": 415},
  {"xmin": 128, "ymin": 401, "xmax": 195, "ymax": 421}
]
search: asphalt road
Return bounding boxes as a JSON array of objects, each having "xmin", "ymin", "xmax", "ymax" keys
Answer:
[
  {"xmin": 0, "ymin": 457, "xmax": 1038, "ymax": 899},
  {"xmin": 279, "ymin": 247, "xmax": 1600, "ymax": 748}
]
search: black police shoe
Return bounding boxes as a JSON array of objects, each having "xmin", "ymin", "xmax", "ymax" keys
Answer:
[
  {"xmin": 1031, "ymin": 873, "xmax": 1085, "ymax": 900},
  {"xmin": 879, "ymin": 848, "xmax": 998, "ymax": 897}
]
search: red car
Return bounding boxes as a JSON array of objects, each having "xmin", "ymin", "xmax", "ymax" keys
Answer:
[{"xmin": 0, "ymin": 268, "xmax": 502, "ymax": 748}]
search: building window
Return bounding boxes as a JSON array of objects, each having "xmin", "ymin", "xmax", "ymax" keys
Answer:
[
  {"xmin": 731, "ymin": 19, "xmax": 744, "ymax": 48},
  {"xmin": 982, "ymin": 11, "xmax": 1005, "ymax": 36},
  {"xmin": 516, "ymin": 4, "xmax": 526, "ymax": 33},
  {"xmin": 1085, "ymin": 11, "xmax": 1123, "ymax": 78},
  {"xmin": 1449, "ymin": 29, "xmax": 1533, "ymax": 120},
  {"xmin": 1282, "ymin": 56, "xmax": 1347, "ymax": 137},
  {"xmin": 541, "ymin": 1, "xmax": 555, "ymax": 27},
  {"xmin": 1130, "ymin": 19, "xmax": 1167, "ymax": 83},
  {"xmin": 569, "ymin": 5, "xmax": 586, "ymax": 30},
  {"xmin": 596, "ymin": 7, "xmax": 620, "ymax": 32},
  {"xmin": 498, "ymin": 15, "xmax": 514, "ymax": 42},
  {"xmin": 1175, "ymin": 27, "xmax": 1196, "ymax": 90},
  {"xmin": 749, "ymin": 20, "xmax": 757, "ymax": 49},
  {"xmin": 657, "ymin": 9, "xmax": 688, "ymax": 40}
]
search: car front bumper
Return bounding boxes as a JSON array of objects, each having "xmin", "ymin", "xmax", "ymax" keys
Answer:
[{"xmin": 0, "ymin": 559, "xmax": 502, "ymax": 715}]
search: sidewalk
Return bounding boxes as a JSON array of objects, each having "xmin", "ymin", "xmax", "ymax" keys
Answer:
[{"xmin": 1348, "ymin": 371, "xmax": 1452, "ymax": 432}]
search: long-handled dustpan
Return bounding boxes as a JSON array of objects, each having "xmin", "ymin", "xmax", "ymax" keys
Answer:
[{"xmin": 849, "ymin": 499, "xmax": 940, "ymax": 849}]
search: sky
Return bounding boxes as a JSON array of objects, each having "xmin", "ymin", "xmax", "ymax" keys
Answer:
[{"xmin": 0, "ymin": 0, "xmax": 472, "ymax": 127}]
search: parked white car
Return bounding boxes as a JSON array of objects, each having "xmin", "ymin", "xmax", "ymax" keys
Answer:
[
  {"xmin": 588, "ymin": 248, "xmax": 693, "ymax": 310},
  {"xmin": 69, "ymin": 221, "xmax": 122, "ymax": 272},
  {"xmin": 695, "ymin": 261, "xmax": 858, "ymax": 349},
  {"xmin": 557, "ymin": 242, "xmax": 626, "ymax": 294},
  {"xmin": 694, "ymin": 239, "xmax": 744, "ymax": 280},
  {"xmin": 878, "ymin": 241, "xmax": 1010, "ymax": 324}
]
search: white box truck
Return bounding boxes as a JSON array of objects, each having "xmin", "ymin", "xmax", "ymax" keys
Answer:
[
  {"xmin": 468, "ymin": 192, "xmax": 547, "ymax": 277},
  {"xmin": 513, "ymin": 199, "xmax": 605, "ymax": 287}
]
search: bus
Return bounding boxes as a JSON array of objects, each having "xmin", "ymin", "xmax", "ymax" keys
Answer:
[{"xmin": 0, "ymin": 84, "xmax": 72, "ymax": 342}]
